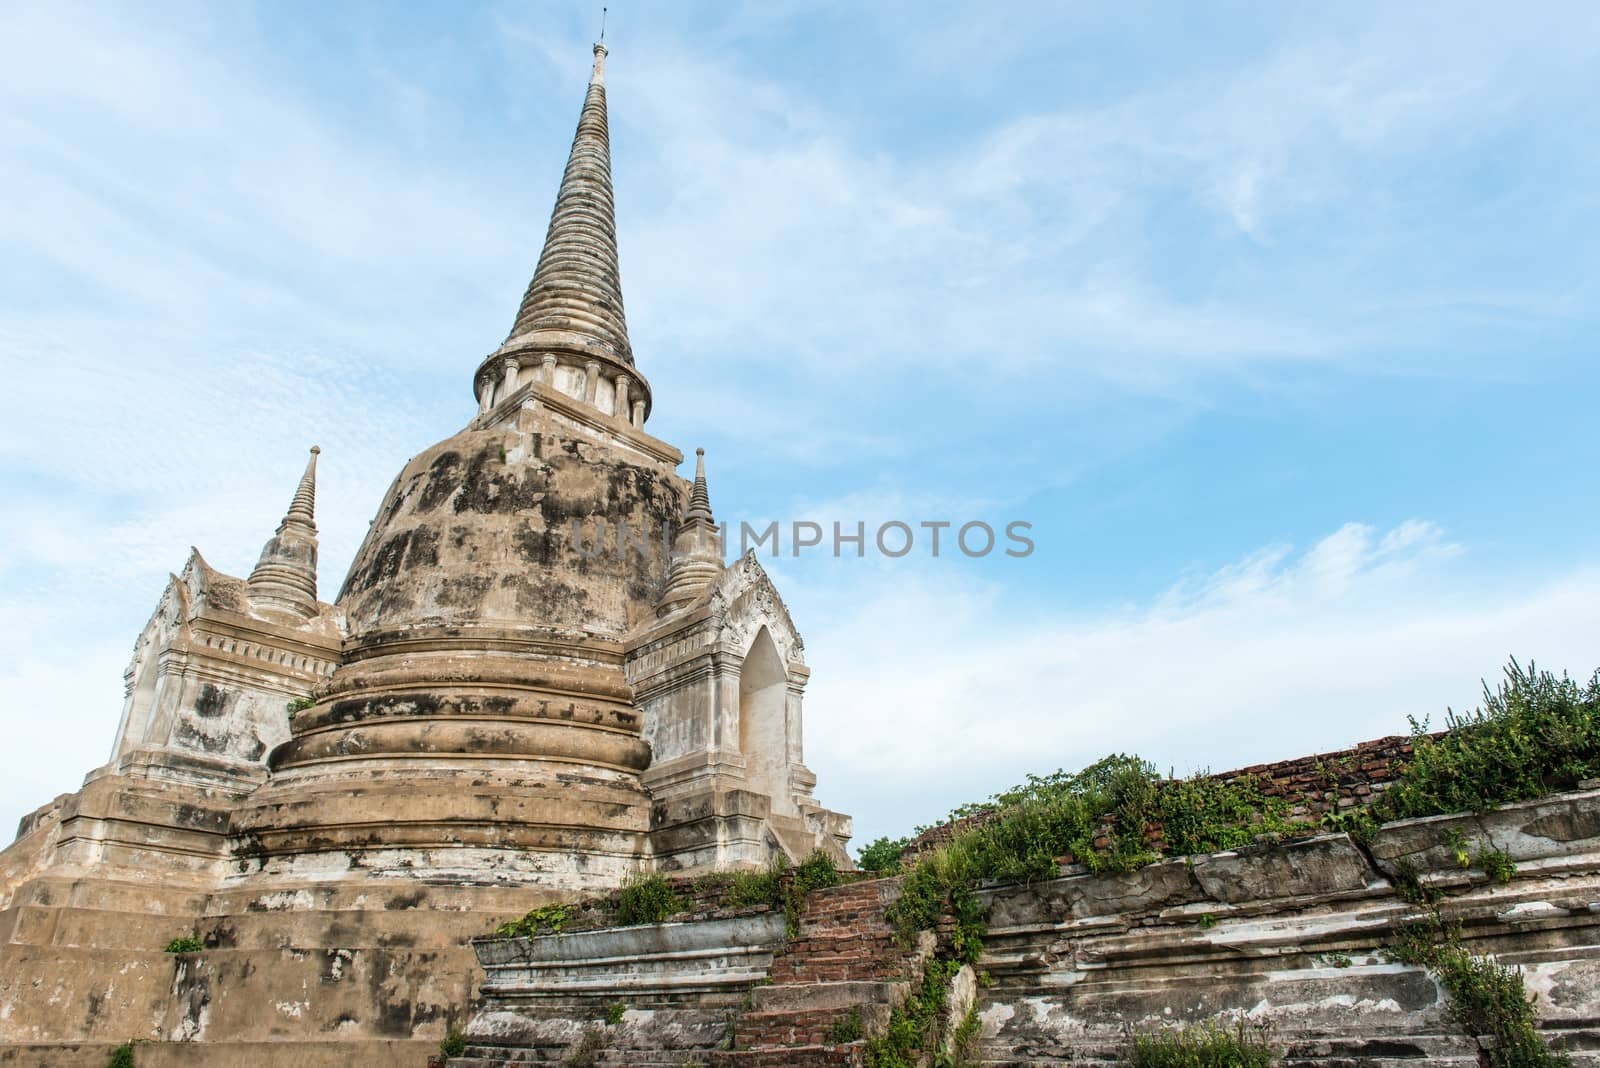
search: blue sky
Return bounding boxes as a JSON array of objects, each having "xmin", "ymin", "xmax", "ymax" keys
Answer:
[{"xmin": 1, "ymin": 1, "xmax": 1597, "ymax": 850}]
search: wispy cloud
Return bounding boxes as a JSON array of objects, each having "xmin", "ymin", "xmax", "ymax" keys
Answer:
[
  {"xmin": 0, "ymin": 2, "xmax": 1596, "ymax": 843},
  {"xmin": 800, "ymin": 521, "xmax": 1600, "ymax": 844}
]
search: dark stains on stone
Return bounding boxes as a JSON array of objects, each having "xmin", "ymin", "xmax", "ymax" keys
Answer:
[
  {"xmin": 1527, "ymin": 806, "xmax": 1600, "ymax": 843},
  {"xmin": 171, "ymin": 802, "xmax": 229, "ymax": 833},
  {"xmin": 417, "ymin": 452, "xmax": 464, "ymax": 513},
  {"xmin": 321, "ymin": 948, "xmax": 354, "ymax": 984},
  {"xmin": 372, "ymin": 989, "xmax": 414, "ymax": 1036},
  {"xmin": 347, "ymin": 529, "xmax": 420, "ymax": 593},
  {"xmin": 194, "ymin": 683, "xmax": 228, "ymax": 718},
  {"xmin": 385, "ymin": 890, "xmax": 426, "ymax": 910},
  {"xmin": 173, "ymin": 718, "xmax": 229, "ymax": 755},
  {"xmin": 436, "ymin": 573, "xmax": 493, "ymax": 608},
  {"xmin": 405, "ymin": 525, "xmax": 440, "ymax": 569},
  {"xmin": 173, "ymin": 963, "xmax": 212, "ymax": 1039},
  {"xmin": 512, "ymin": 519, "xmax": 558, "ymax": 565},
  {"xmin": 240, "ymin": 731, "xmax": 266, "ymax": 762},
  {"xmin": 453, "ymin": 446, "xmax": 552, "ymax": 516},
  {"xmin": 502, "ymin": 571, "xmax": 590, "ymax": 619}
]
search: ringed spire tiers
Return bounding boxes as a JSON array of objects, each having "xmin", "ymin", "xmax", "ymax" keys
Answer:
[
  {"xmin": 475, "ymin": 42, "xmax": 652, "ymax": 429},
  {"xmin": 246, "ymin": 445, "xmax": 321, "ymax": 621},
  {"xmin": 659, "ymin": 448, "xmax": 725, "ymax": 613}
]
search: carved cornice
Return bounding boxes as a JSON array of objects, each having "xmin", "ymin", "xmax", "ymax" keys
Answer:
[{"xmin": 470, "ymin": 377, "xmax": 678, "ymax": 468}]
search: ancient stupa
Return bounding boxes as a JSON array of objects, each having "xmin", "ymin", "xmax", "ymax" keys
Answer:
[{"xmin": 0, "ymin": 42, "xmax": 849, "ymax": 1063}]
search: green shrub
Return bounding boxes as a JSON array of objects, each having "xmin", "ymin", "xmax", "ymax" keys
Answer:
[
  {"xmin": 107, "ymin": 1043, "xmax": 135, "ymax": 1068},
  {"xmin": 1129, "ymin": 1018, "xmax": 1277, "ymax": 1067},
  {"xmin": 793, "ymin": 850, "xmax": 843, "ymax": 891},
  {"xmin": 604, "ymin": 1000, "xmax": 626, "ymax": 1026},
  {"xmin": 727, "ymin": 862, "xmax": 783, "ymax": 908},
  {"xmin": 863, "ymin": 957, "xmax": 963, "ymax": 1068},
  {"xmin": 617, "ymin": 873, "xmax": 683, "ymax": 926},
  {"xmin": 439, "ymin": 1027, "xmax": 467, "ymax": 1061},
  {"xmin": 887, "ymin": 753, "xmax": 1308, "ymax": 960},
  {"xmin": 494, "ymin": 902, "xmax": 575, "ymax": 939},
  {"xmin": 829, "ymin": 1004, "xmax": 863, "ymax": 1043},
  {"xmin": 1478, "ymin": 846, "xmax": 1518, "ymax": 886},
  {"xmin": 562, "ymin": 1025, "xmax": 606, "ymax": 1066},
  {"xmin": 1381, "ymin": 661, "xmax": 1600, "ymax": 821},
  {"xmin": 1394, "ymin": 937, "xmax": 1568, "ymax": 1067},
  {"xmin": 1159, "ymin": 774, "xmax": 1298, "ymax": 856},
  {"xmin": 1320, "ymin": 807, "xmax": 1379, "ymax": 846},
  {"xmin": 164, "ymin": 936, "xmax": 203, "ymax": 953},
  {"xmin": 782, "ymin": 850, "xmax": 844, "ymax": 936},
  {"xmin": 857, "ymin": 835, "xmax": 910, "ymax": 873}
]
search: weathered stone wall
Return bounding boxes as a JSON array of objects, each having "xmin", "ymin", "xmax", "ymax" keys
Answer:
[
  {"xmin": 456, "ymin": 787, "xmax": 1600, "ymax": 1067},
  {"xmin": 977, "ymin": 785, "xmax": 1600, "ymax": 1064}
]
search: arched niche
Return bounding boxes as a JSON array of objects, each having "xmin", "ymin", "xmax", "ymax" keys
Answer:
[
  {"xmin": 114, "ymin": 634, "xmax": 164, "ymax": 759},
  {"xmin": 738, "ymin": 626, "xmax": 789, "ymax": 812}
]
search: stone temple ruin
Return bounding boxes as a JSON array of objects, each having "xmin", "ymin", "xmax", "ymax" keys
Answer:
[
  {"xmin": 0, "ymin": 42, "xmax": 848, "ymax": 1065},
  {"xmin": 5, "ymin": 41, "xmax": 1600, "ymax": 1068}
]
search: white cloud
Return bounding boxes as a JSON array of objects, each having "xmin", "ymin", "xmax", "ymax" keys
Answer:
[
  {"xmin": 798, "ymin": 521, "xmax": 1600, "ymax": 844},
  {"xmin": 0, "ymin": 1, "xmax": 1596, "ymax": 851}
]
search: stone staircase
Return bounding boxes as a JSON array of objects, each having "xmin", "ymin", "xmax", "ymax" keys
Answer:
[{"xmin": 712, "ymin": 877, "xmax": 928, "ymax": 1068}]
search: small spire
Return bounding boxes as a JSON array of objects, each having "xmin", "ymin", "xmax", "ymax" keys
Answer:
[
  {"xmin": 591, "ymin": 40, "xmax": 607, "ymax": 86},
  {"xmin": 248, "ymin": 446, "xmax": 322, "ymax": 621},
  {"xmin": 684, "ymin": 448, "xmax": 714, "ymax": 523},
  {"xmin": 283, "ymin": 445, "xmax": 320, "ymax": 533},
  {"xmin": 658, "ymin": 448, "xmax": 724, "ymax": 614}
]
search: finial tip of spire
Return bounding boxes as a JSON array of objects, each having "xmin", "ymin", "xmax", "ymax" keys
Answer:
[
  {"xmin": 310, "ymin": 445, "xmax": 321, "ymax": 455},
  {"xmin": 695, "ymin": 447, "xmax": 704, "ymax": 457}
]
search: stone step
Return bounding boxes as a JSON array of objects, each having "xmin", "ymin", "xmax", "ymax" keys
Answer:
[
  {"xmin": 453, "ymin": 1046, "xmax": 724, "ymax": 1067},
  {"xmin": 751, "ymin": 979, "xmax": 907, "ymax": 1013},
  {"xmin": 769, "ymin": 951, "xmax": 909, "ymax": 983},
  {"xmin": 733, "ymin": 1004, "xmax": 890, "ymax": 1049},
  {"xmin": 971, "ymin": 1028, "xmax": 1600, "ymax": 1067},
  {"xmin": 0, "ymin": 1039, "xmax": 433, "ymax": 1068},
  {"xmin": 710, "ymin": 1043, "xmax": 861, "ymax": 1067}
]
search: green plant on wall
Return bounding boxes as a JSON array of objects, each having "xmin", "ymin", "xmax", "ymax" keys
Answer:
[
  {"xmin": 722, "ymin": 851, "xmax": 842, "ymax": 937},
  {"xmin": 164, "ymin": 935, "xmax": 203, "ymax": 953},
  {"xmin": 1128, "ymin": 1018, "xmax": 1277, "ymax": 1067},
  {"xmin": 1380, "ymin": 661, "xmax": 1600, "ymax": 821},
  {"xmin": 1387, "ymin": 918, "xmax": 1569, "ymax": 1066},
  {"xmin": 617, "ymin": 873, "xmax": 684, "ymax": 926},
  {"xmin": 107, "ymin": 1042, "xmax": 136, "ymax": 1068},
  {"xmin": 438, "ymin": 1027, "xmax": 467, "ymax": 1063},
  {"xmin": 1476, "ymin": 846, "xmax": 1518, "ymax": 886},
  {"xmin": 863, "ymin": 957, "xmax": 965, "ymax": 1068},
  {"xmin": 829, "ymin": 1005, "xmax": 863, "ymax": 1044},
  {"xmin": 494, "ymin": 902, "xmax": 576, "ymax": 939}
]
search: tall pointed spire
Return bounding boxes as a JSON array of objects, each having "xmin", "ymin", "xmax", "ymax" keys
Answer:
[
  {"xmin": 506, "ymin": 42, "xmax": 631, "ymax": 364},
  {"xmin": 247, "ymin": 446, "xmax": 322, "ymax": 621},
  {"xmin": 476, "ymin": 40, "xmax": 653, "ymax": 429}
]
